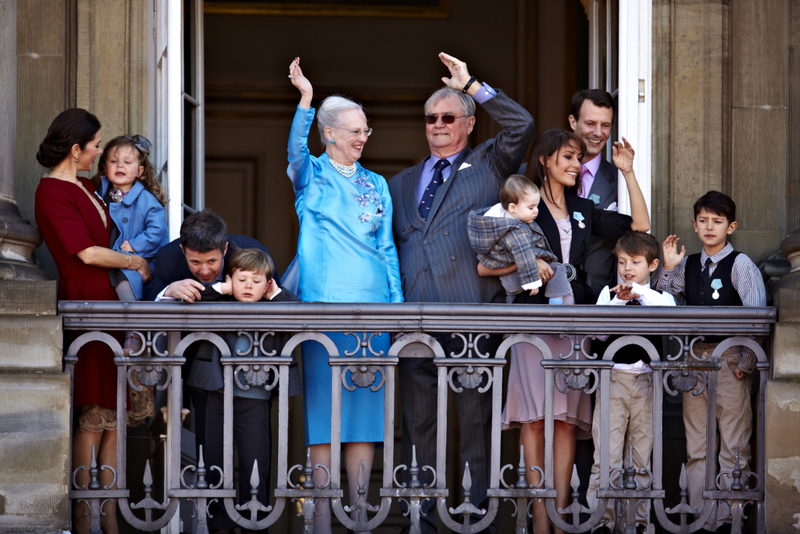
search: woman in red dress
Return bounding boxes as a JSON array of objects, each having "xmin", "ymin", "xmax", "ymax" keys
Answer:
[{"xmin": 35, "ymin": 109, "xmax": 151, "ymax": 534}]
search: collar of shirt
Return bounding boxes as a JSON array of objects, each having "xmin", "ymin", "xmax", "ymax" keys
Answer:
[
  {"xmin": 416, "ymin": 153, "xmax": 459, "ymax": 205},
  {"xmin": 583, "ymin": 152, "xmax": 603, "ymax": 177},
  {"xmin": 700, "ymin": 241, "xmax": 734, "ymax": 266},
  {"xmin": 268, "ymin": 287, "xmax": 283, "ymax": 300},
  {"xmin": 578, "ymin": 153, "xmax": 602, "ymax": 198}
]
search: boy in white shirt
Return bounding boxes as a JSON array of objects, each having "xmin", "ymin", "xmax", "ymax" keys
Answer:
[{"xmin": 588, "ymin": 231, "xmax": 675, "ymax": 534}]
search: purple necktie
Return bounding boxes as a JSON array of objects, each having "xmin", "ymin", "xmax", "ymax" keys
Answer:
[{"xmin": 419, "ymin": 159, "xmax": 450, "ymax": 220}]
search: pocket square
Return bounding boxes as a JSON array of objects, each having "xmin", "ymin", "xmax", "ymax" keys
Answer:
[{"xmin": 458, "ymin": 162, "xmax": 472, "ymax": 171}]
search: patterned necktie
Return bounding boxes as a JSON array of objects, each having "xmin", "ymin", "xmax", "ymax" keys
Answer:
[
  {"xmin": 700, "ymin": 257, "xmax": 713, "ymax": 286},
  {"xmin": 418, "ymin": 158, "xmax": 451, "ymax": 220}
]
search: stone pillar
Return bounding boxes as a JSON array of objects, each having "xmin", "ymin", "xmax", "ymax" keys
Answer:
[
  {"xmin": 767, "ymin": 231, "xmax": 800, "ymax": 533},
  {"xmin": 0, "ymin": 0, "xmax": 47, "ymax": 281}
]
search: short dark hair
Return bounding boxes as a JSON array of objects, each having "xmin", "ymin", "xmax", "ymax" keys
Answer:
[
  {"xmin": 570, "ymin": 89, "xmax": 615, "ymax": 123},
  {"xmin": 615, "ymin": 231, "xmax": 660, "ymax": 264},
  {"xmin": 180, "ymin": 209, "xmax": 228, "ymax": 253},
  {"xmin": 228, "ymin": 248, "xmax": 276, "ymax": 280},
  {"xmin": 524, "ymin": 128, "xmax": 587, "ymax": 203},
  {"xmin": 693, "ymin": 191, "xmax": 736, "ymax": 223},
  {"xmin": 36, "ymin": 108, "xmax": 101, "ymax": 168},
  {"xmin": 499, "ymin": 174, "xmax": 538, "ymax": 210}
]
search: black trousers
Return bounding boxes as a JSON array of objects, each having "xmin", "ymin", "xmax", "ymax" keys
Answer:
[
  {"xmin": 398, "ymin": 333, "xmax": 500, "ymax": 534},
  {"xmin": 205, "ymin": 391, "xmax": 273, "ymax": 531}
]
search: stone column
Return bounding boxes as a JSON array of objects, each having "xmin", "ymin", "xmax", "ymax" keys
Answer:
[{"xmin": 0, "ymin": 0, "xmax": 47, "ymax": 281}]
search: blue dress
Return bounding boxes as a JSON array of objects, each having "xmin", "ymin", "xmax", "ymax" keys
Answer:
[{"xmin": 285, "ymin": 105, "xmax": 403, "ymax": 445}]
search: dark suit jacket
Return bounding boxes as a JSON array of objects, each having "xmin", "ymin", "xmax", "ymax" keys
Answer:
[
  {"xmin": 516, "ymin": 194, "xmax": 631, "ymax": 304},
  {"xmin": 584, "ymin": 157, "xmax": 620, "ymax": 297},
  {"xmin": 388, "ymin": 90, "xmax": 535, "ymax": 304},
  {"xmin": 143, "ymin": 234, "xmax": 276, "ymax": 301}
]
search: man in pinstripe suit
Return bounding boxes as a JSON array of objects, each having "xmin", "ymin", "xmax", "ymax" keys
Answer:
[{"xmin": 388, "ymin": 53, "xmax": 534, "ymax": 533}]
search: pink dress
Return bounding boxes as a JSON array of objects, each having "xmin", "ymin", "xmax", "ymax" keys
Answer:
[{"xmin": 501, "ymin": 217, "xmax": 592, "ymax": 438}]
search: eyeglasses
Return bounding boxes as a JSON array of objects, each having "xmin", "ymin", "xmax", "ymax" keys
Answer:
[
  {"xmin": 336, "ymin": 127, "xmax": 373, "ymax": 137},
  {"xmin": 424, "ymin": 114, "xmax": 466, "ymax": 125}
]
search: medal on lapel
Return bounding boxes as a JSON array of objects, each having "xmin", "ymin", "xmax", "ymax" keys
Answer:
[
  {"xmin": 710, "ymin": 279, "xmax": 722, "ymax": 300},
  {"xmin": 589, "ymin": 193, "xmax": 600, "ymax": 205},
  {"xmin": 573, "ymin": 211, "xmax": 585, "ymax": 229}
]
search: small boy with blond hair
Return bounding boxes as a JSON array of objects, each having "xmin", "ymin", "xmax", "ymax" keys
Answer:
[{"xmin": 588, "ymin": 231, "xmax": 675, "ymax": 534}]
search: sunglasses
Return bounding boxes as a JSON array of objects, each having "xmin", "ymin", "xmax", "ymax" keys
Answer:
[{"xmin": 424, "ymin": 114, "xmax": 466, "ymax": 125}]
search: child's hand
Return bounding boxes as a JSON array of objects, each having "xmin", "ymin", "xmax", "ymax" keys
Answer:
[
  {"xmin": 529, "ymin": 287, "xmax": 539, "ymax": 296},
  {"xmin": 219, "ymin": 275, "xmax": 233, "ymax": 295},
  {"xmin": 734, "ymin": 368, "xmax": 748, "ymax": 380},
  {"xmin": 120, "ymin": 240, "xmax": 135, "ymax": 253},
  {"xmin": 610, "ymin": 283, "xmax": 641, "ymax": 301},
  {"xmin": 662, "ymin": 235, "xmax": 685, "ymax": 270}
]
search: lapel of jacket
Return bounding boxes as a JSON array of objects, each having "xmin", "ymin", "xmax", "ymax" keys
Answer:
[
  {"xmin": 536, "ymin": 197, "xmax": 563, "ymax": 262},
  {"xmin": 398, "ymin": 162, "xmax": 427, "ymax": 232},
  {"xmin": 589, "ymin": 158, "xmax": 617, "ymax": 209},
  {"xmin": 566, "ymin": 194, "xmax": 588, "ymax": 264},
  {"xmin": 424, "ymin": 148, "xmax": 471, "ymax": 233}
]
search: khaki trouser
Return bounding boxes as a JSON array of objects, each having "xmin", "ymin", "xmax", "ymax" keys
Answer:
[
  {"xmin": 588, "ymin": 371, "xmax": 653, "ymax": 531},
  {"xmin": 683, "ymin": 342, "xmax": 752, "ymax": 530}
]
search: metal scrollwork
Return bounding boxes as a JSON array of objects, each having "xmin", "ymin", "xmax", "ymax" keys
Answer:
[
  {"xmin": 449, "ymin": 332, "xmax": 490, "ymax": 359},
  {"xmin": 555, "ymin": 367, "xmax": 598, "ymax": 394},
  {"xmin": 342, "ymin": 363, "xmax": 384, "ymax": 392},
  {"xmin": 235, "ymin": 363, "xmax": 280, "ymax": 391},
  {"xmin": 236, "ymin": 331, "xmax": 277, "ymax": 357},
  {"xmin": 664, "ymin": 369, "xmax": 707, "ymax": 396},
  {"xmin": 447, "ymin": 364, "xmax": 492, "ymax": 393},
  {"xmin": 344, "ymin": 331, "xmax": 386, "ymax": 357}
]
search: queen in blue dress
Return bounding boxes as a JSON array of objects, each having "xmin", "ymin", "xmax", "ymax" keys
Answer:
[{"xmin": 284, "ymin": 57, "xmax": 403, "ymax": 533}]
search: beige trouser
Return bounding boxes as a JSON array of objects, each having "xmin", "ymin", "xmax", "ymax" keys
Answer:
[
  {"xmin": 588, "ymin": 371, "xmax": 653, "ymax": 531},
  {"xmin": 683, "ymin": 342, "xmax": 752, "ymax": 530}
]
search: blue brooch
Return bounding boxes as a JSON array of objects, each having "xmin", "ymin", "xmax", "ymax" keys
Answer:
[
  {"xmin": 589, "ymin": 193, "xmax": 600, "ymax": 205},
  {"xmin": 572, "ymin": 211, "xmax": 585, "ymax": 229}
]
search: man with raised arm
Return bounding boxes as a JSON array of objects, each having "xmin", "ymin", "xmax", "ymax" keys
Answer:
[{"xmin": 389, "ymin": 52, "xmax": 534, "ymax": 534}]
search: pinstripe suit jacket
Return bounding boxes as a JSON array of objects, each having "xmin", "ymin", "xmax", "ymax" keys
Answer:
[
  {"xmin": 584, "ymin": 157, "xmax": 620, "ymax": 296},
  {"xmin": 388, "ymin": 91, "xmax": 534, "ymax": 304}
]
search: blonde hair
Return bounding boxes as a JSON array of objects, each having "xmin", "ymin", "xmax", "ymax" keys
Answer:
[{"xmin": 93, "ymin": 136, "xmax": 167, "ymax": 206}]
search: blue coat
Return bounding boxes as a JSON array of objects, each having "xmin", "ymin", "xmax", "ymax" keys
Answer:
[{"xmin": 100, "ymin": 177, "xmax": 169, "ymax": 299}]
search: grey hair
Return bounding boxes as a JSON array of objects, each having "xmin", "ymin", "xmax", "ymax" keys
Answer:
[
  {"xmin": 317, "ymin": 95, "xmax": 364, "ymax": 145},
  {"xmin": 424, "ymin": 87, "xmax": 476, "ymax": 118}
]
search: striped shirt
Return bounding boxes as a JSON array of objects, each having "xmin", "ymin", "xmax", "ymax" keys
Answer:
[{"xmin": 654, "ymin": 242, "xmax": 767, "ymax": 373}]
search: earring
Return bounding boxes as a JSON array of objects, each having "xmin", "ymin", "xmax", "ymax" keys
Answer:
[
  {"xmin": 330, "ymin": 138, "xmax": 335, "ymax": 145},
  {"xmin": 75, "ymin": 158, "xmax": 79, "ymax": 163}
]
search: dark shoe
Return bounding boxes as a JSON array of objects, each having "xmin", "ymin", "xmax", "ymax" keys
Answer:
[
  {"xmin": 593, "ymin": 527, "xmax": 613, "ymax": 534},
  {"xmin": 123, "ymin": 332, "xmax": 143, "ymax": 355}
]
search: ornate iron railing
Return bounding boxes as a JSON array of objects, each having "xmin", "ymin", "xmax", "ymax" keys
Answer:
[{"xmin": 59, "ymin": 301, "xmax": 774, "ymax": 534}]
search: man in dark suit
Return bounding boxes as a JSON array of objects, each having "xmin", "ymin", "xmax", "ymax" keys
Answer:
[
  {"xmin": 388, "ymin": 52, "xmax": 534, "ymax": 533},
  {"xmin": 144, "ymin": 209, "xmax": 276, "ymax": 302},
  {"xmin": 568, "ymin": 89, "xmax": 619, "ymax": 298},
  {"xmin": 143, "ymin": 209, "xmax": 277, "ymax": 495}
]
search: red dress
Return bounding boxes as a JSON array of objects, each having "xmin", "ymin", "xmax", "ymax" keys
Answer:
[{"xmin": 35, "ymin": 177, "xmax": 122, "ymax": 410}]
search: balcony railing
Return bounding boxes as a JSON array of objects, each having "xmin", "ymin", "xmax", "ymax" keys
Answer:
[{"xmin": 59, "ymin": 301, "xmax": 775, "ymax": 534}]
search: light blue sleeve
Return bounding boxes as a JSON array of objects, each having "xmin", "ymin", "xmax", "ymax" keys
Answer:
[
  {"xmin": 128, "ymin": 193, "xmax": 169, "ymax": 258},
  {"xmin": 375, "ymin": 175, "xmax": 404, "ymax": 303},
  {"xmin": 287, "ymin": 105, "xmax": 321, "ymax": 193}
]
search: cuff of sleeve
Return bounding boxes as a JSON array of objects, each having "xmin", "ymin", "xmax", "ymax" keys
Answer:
[
  {"xmin": 155, "ymin": 286, "xmax": 174, "ymax": 301},
  {"xmin": 738, "ymin": 350, "xmax": 757, "ymax": 374},
  {"xmin": 471, "ymin": 82, "xmax": 497, "ymax": 104},
  {"xmin": 521, "ymin": 279, "xmax": 543, "ymax": 291}
]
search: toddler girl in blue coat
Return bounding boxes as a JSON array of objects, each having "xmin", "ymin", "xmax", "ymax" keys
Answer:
[{"xmin": 92, "ymin": 135, "xmax": 169, "ymax": 354}]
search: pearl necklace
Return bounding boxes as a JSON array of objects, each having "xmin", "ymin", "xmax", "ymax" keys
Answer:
[{"xmin": 329, "ymin": 158, "xmax": 357, "ymax": 178}]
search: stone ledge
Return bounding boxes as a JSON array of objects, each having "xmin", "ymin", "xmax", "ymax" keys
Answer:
[
  {"xmin": 0, "ymin": 374, "xmax": 70, "ymax": 533},
  {"xmin": 0, "ymin": 281, "xmax": 56, "ymax": 315},
  {"xmin": 772, "ymin": 323, "xmax": 800, "ymax": 379},
  {"xmin": 0, "ymin": 316, "xmax": 62, "ymax": 372}
]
